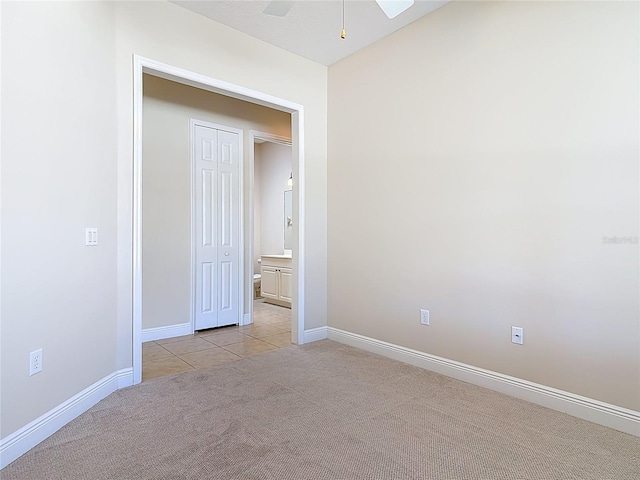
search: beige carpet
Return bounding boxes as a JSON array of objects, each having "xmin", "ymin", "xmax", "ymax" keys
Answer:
[{"xmin": 3, "ymin": 340, "xmax": 639, "ymax": 479}]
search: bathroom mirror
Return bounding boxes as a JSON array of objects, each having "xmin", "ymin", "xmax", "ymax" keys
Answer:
[{"xmin": 284, "ymin": 190, "xmax": 293, "ymax": 250}]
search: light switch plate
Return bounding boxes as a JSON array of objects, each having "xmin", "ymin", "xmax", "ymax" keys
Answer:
[{"xmin": 85, "ymin": 228, "xmax": 98, "ymax": 246}]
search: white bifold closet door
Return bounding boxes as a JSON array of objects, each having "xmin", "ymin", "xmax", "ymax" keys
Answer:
[{"xmin": 193, "ymin": 123, "xmax": 240, "ymax": 330}]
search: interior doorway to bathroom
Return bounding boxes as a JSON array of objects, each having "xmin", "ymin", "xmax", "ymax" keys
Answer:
[{"xmin": 249, "ymin": 133, "xmax": 293, "ymax": 342}]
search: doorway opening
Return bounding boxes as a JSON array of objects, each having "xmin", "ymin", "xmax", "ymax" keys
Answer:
[
  {"xmin": 248, "ymin": 133, "xmax": 294, "ymax": 351},
  {"xmin": 132, "ymin": 56, "xmax": 305, "ymax": 385},
  {"xmin": 248, "ymin": 132, "xmax": 293, "ymax": 328}
]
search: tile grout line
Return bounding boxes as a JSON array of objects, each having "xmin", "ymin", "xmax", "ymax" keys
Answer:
[{"xmin": 143, "ymin": 302, "xmax": 292, "ymax": 380}]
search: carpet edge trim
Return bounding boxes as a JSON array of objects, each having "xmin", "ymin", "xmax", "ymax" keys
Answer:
[
  {"xmin": 0, "ymin": 368, "xmax": 134, "ymax": 470},
  {"xmin": 327, "ymin": 327, "xmax": 640, "ymax": 437}
]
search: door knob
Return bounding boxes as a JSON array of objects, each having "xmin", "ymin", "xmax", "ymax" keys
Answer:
[{"xmin": 225, "ymin": 252, "xmax": 229, "ymax": 256}]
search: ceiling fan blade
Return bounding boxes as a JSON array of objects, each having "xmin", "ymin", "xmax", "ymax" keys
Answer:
[
  {"xmin": 375, "ymin": 0, "xmax": 415, "ymax": 19},
  {"xmin": 263, "ymin": 1, "xmax": 295, "ymax": 17}
]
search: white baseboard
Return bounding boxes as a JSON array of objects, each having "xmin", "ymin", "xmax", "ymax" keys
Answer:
[
  {"xmin": 0, "ymin": 368, "xmax": 134, "ymax": 469},
  {"xmin": 117, "ymin": 367, "xmax": 134, "ymax": 389},
  {"xmin": 303, "ymin": 326, "xmax": 328, "ymax": 344},
  {"xmin": 141, "ymin": 322, "xmax": 191, "ymax": 343},
  {"xmin": 327, "ymin": 327, "xmax": 640, "ymax": 437}
]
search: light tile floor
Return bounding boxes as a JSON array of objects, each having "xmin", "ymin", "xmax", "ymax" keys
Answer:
[{"xmin": 142, "ymin": 300, "xmax": 292, "ymax": 381}]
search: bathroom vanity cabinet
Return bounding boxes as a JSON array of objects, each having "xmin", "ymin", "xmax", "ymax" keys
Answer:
[{"xmin": 260, "ymin": 255, "xmax": 292, "ymax": 308}]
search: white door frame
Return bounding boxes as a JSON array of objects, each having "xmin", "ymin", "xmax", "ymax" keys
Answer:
[
  {"xmin": 247, "ymin": 131, "xmax": 292, "ymax": 326},
  {"xmin": 191, "ymin": 119, "xmax": 244, "ymax": 332},
  {"xmin": 132, "ymin": 55, "xmax": 306, "ymax": 385}
]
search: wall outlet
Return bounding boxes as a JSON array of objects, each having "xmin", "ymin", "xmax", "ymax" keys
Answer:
[
  {"xmin": 420, "ymin": 309, "xmax": 430, "ymax": 326},
  {"xmin": 511, "ymin": 326, "xmax": 523, "ymax": 345},
  {"xmin": 30, "ymin": 349, "xmax": 43, "ymax": 376}
]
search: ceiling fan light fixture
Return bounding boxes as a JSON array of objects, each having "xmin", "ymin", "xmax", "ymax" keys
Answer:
[{"xmin": 375, "ymin": 0, "xmax": 415, "ymax": 19}]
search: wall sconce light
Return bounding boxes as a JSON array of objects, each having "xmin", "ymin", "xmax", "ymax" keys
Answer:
[{"xmin": 287, "ymin": 172, "xmax": 293, "ymax": 187}]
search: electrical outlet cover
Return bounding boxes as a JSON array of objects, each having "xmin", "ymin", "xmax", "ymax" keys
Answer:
[
  {"xmin": 30, "ymin": 349, "xmax": 43, "ymax": 376},
  {"xmin": 511, "ymin": 326, "xmax": 523, "ymax": 345}
]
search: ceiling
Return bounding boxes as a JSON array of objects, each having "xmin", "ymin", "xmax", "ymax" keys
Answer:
[{"xmin": 171, "ymin": 1, "xmax": 450, "ymax": 66}]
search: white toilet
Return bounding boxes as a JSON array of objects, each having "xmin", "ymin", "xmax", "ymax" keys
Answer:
[{"xmin": 253, "ymin": 273, "xmax": 262, "ymax": 299}]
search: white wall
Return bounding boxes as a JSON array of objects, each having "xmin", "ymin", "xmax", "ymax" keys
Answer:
[
  {"xmin": 142, "ymin": 74, "xmax": 291, "ymax": 330},
  {"xmin": 256, "ymin": 142, "xmax": 292, "ymax": 262},
  {"xmin": 1, "ymin": 1, "xmax": 118, "ymax": 437},
  {"xmin": 328, "ymin": 1, "xmax": 639, "ymax": 410}
]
